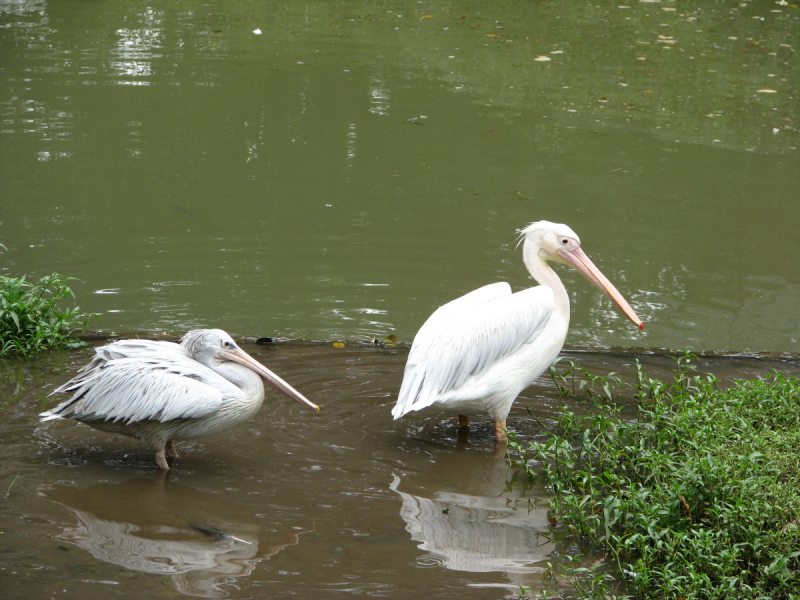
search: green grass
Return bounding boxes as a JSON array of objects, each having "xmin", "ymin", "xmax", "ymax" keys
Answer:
[
  {"xmin": 508, "ymin": 355, "xmax": 800, "ymax": 600},
  {"xmin": 0, "ymin": 273, "xmax": 94, "ymax": 357}
]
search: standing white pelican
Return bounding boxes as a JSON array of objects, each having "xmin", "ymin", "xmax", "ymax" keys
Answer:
[
  {"xmin": 392, "ymin": 221, "xmax": 643, "ymax": 441},
  {"xmin": 41, "ymin": 329, "xmax": 319, "ymax": 470}
]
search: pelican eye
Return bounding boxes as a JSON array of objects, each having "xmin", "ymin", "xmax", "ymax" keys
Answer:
[{"xmin": 562, "ymin": 239, "xmax": 569, "ymax": 244}]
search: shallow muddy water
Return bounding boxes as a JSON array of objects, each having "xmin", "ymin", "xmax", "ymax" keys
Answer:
[{"xmin": 2, "ymin": 342, "xmax": 799, "ymax": 599}]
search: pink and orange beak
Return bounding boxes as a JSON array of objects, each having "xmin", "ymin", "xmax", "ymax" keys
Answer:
[
  {"xmin": 221, "ymin": 347, "xmax": 320, "ymax": 412},
  {"xmin": 558, "ymin": 247, "xmax": 644, "ymax": 330}
]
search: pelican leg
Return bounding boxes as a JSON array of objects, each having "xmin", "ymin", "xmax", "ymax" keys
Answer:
[
  {"xmin": 155, "ymin": 449, "xmax": 170, "ymax": 471},
  {"xmin": 494, "ymin": 420, "xmax": 507, "ymax": 442},
  {"xmin": 457, "ymin": 415, "xmax": 470, "ymax": 448},
  {"xmin": 166, "ymin": 440, "xmax": 179, "ymax": 458}
]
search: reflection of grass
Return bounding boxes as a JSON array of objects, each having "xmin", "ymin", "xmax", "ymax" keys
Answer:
[
  {"xmin": 509, "ymin": 355, "xmax": 800, "ymax": 599},
  {"xmin": 0, "ymin": 274, "xmax": 94, "ymax": 358}
]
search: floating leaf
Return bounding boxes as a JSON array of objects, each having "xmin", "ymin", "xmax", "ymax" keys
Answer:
[
  {"xmin": 384, "ymin": 334, "xmax": 398, "ymax": 343},
  {"xmin": 534, "ymin": 56, "xmax": 551, "ymax": 61},
  {"xmin": 333, "ymin": 342, "xmax": 345, "ymax": 348},
  {"xmin": 757, "ymin": 89, "xmax": 778, "ymax": 93}
]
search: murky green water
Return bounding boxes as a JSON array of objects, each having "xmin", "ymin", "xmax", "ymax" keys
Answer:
[
  {"xmin": 2, "ymin": 0, "xmax": 798, "ymax": 352},
  {"xmin": 1, "ymin": 2, "xmax": 800, "ymax": 598}
]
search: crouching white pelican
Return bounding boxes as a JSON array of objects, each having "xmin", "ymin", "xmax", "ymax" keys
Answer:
[
  {"xmin": 41, "ymin": 329, "xmax": 319, "ymax": 470},
  {"xmin": 392, "ymin": 221, "xmax": 643, "ymax": 441}
]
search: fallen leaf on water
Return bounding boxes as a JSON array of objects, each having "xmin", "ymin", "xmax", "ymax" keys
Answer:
[
  {"xmin": 384, "ymin": 334, "xmax": 398, "ymax": 343},
  {"xmin": 333, "ymin": 342, "xmax": 345, "ymax": 348},
  {"xmin": 757, "ymin": 89, "xmax": 778, "ymax": 93},
  {"xmin": 534, "ymin": 55, "xmax": 551, "ymax": 61}
]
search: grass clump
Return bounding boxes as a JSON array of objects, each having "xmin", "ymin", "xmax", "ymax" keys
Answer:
[
  {"xmin": 0, "ymin": 273, "xmax": 94, "ymax": 357},
  {"xmin": 509, "ymin": 355, "xmax": 800, "ymax": 599}
]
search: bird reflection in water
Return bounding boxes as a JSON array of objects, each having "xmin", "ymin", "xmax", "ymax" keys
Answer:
[
  {"xmin": 390, "ymin": 450, "xmax": 557, "ymax": 593},
  {"xmin": 39, "ymin": 477, "xmax": 313, "ymax": 598}
]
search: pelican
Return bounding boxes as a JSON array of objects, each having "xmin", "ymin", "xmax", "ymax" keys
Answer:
[
  {"xmin": 392, "ymin": 221, "xmax": 643, "ymax": 441},
  {"xmin": 40, "ymin": 329, "xmax": 319, "ymax": 470}
]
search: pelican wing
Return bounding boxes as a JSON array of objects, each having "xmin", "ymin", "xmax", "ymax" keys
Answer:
[
  {"xmin": 42, "ymin": 340, "xmax": 237, "ymax": 424},
  {"xmin": 393, "ymin": 284, "xmax": 554, "ymax": 418}
]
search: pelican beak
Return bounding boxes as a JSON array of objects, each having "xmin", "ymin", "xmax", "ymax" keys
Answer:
[
  {"xmin": 558, "ymin": 247, "xmax": 644, "ymax": 330},
  {"xmin": 221, "ymin": 347, "xmax": 320, "ymax": 412}
]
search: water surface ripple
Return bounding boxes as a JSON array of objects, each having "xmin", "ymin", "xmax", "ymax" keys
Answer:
[
  {"xmin": 1, "ymin": 0, "xmax": 798, "ymax": 353},
  {"xmin": 2, "ymin": 343, "xmax": 799, "ymax": 598}
]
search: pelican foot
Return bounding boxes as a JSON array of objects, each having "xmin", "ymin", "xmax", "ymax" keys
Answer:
[
  {"xmin": 155, "ymin": 449, "xmax": 171, "ymax": 471},
  {"xmin": 153, "ymin": 466, "xmax": 172, "ymax": 483},
  {"xmin": 494, "ymin": 421, "xmax": 508, "ymax": 443},
  {"xmin": 457, "ymin": 414, "xmax": 471, "ymax": 447},
  {"xmin": 456, "ymin": 422, "xmax": 470, "ymax": 451},
  {"xmin": 493, "ymin": 441, "xmax": 508, "ymax": 459}
]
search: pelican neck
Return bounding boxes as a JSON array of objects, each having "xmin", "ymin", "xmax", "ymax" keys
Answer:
[
  {"xmin": 523, "ymin": 249, "xmax": 571, "ymax": 324},
  {"xmin": 196, "ymin": 352, "xmax": 264, "ymax": 397}
]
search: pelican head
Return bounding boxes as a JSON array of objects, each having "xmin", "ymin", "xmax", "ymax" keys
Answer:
[
  {"xmin": 181, "ymin": 329, "xmax": 320, "ymax": 412},
  {"xmin": 181, "ymin": 328, "xmax": 239, "ymax": 362},
  {"xmin": 519, "ymin": 221, "xmax": 644, "ymax": 330}
]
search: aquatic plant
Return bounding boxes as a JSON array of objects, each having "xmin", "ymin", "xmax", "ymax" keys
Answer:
[
  {"xmin": 0, "ymin": 273, "xmax": 93, "ymax": 357},
  {"xmin": 510, "ymin": 355, "xmax": 800, "ymax": 599}
]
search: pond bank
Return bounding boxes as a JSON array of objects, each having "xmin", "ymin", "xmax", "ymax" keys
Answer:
[{"xmin": 511, "ymin": 359, "xmax": 800, "ymax": 598}]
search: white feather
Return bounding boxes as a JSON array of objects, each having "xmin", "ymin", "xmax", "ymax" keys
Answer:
[
  {"xmin": 42, "ymin": 339, "xmax": 232, "ymax": 424},
  {"xmin": 393, "ymin": 284, "xmax": 555, "ymax": 421}
]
